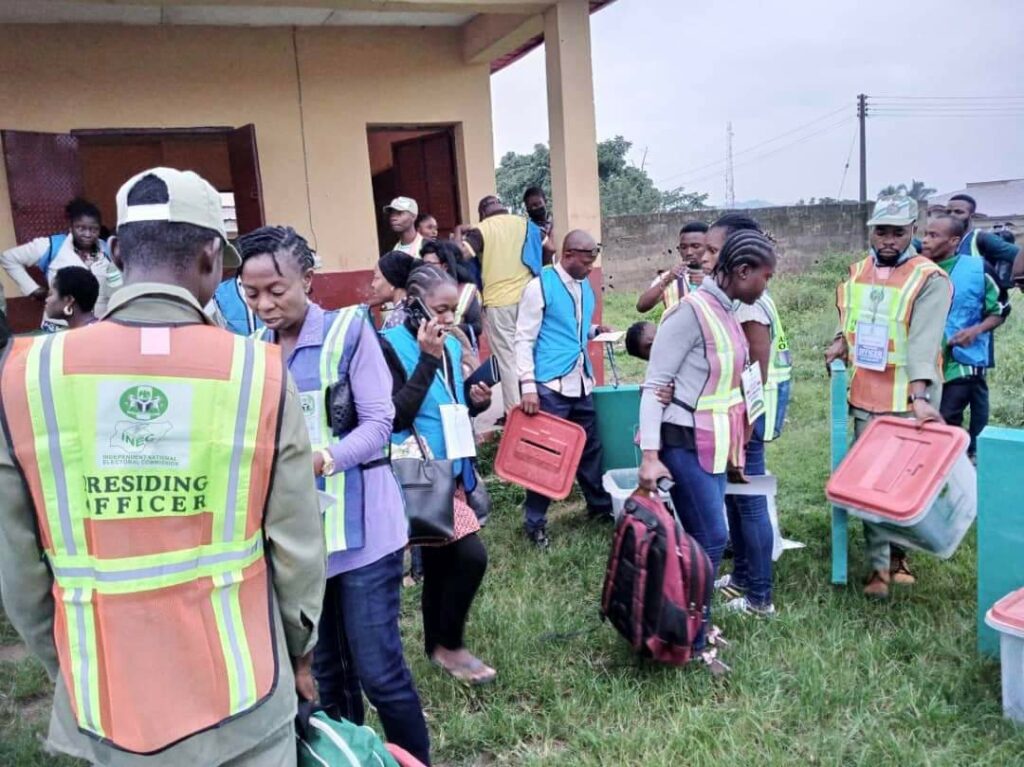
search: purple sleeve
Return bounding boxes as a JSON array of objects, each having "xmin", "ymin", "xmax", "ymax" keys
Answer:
[{"xmin": 328, "ymin": 321, "xmax": 396, "ymax": 472}]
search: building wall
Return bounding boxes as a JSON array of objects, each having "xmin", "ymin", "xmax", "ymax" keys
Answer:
[
  {"xmin": 601, "ymin": 203, "xmax": 872, "ymax": 293},
  {"xmin": 0, "ymin": 23, "xmax": 497, "ymax": 297}
]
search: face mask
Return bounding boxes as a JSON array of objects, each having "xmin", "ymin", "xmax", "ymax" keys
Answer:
[{"xmin": 529, "ymin": 206, "xmax": 548, "ymax": 224}]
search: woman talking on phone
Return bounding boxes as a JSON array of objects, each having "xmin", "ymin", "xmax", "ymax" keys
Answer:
[
  {"xmin": 379, "ymin": 264, "xmax": 497, "ymax": 686},
  {"xmin": 237, "ymin": 226, "xmax": 431, "ymax": 763},
  {"xmin": 637, "ymin": 230, "xmax": 777, "ymax": 672}
]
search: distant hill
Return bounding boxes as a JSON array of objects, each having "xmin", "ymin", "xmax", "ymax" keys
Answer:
[{"xmin": 714, "ymin": 199, "xmax": 776, "ymax": 210}]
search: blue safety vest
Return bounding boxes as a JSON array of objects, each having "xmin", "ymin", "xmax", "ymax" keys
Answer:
[
  {"xmin": 534, "ymin": 266, "xmax": 595, "ymax": 384},
  {"xmin": 944, "ymin": 254, "xmax": 991, "ymax": 369},
  {"xmin": 39, "ymin": 233, "xmax": 111, "ymax": 275},
  {"xmin": 383, "ymin": 324, "xmax": 474, "ymax": 487},
  {"xmin": 215, "ymin": 277, "xmax": 262, "ymax": 335}
]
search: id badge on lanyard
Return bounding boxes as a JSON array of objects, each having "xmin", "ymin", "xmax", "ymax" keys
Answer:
[
  {"xmin": 299, "ymin": 390, "xmax": 324, "ymax": 446},
  {"xmin": 741, "ymin": 363, "xmax": 766, "ymax": 425},
  {"xmin": 438, "ymin": 356, "xmax": 477, "ymax": 460},
  {"xmin": 853, "ymin": 278, "xmax": 891, "ymax": 373}
]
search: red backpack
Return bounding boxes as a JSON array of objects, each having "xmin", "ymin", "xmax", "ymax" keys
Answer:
[{"xmin": 600, "ymin": 491, "xmax": 713, "ymax": 665}]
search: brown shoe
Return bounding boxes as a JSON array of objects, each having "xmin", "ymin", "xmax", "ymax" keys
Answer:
[
  {"xmin": 863, "ymin": 569, "xmax": 890, "ymax": 599},
  {"xmin": 890, "ymin": 554, "xmax": 916, "ymax": 586}
]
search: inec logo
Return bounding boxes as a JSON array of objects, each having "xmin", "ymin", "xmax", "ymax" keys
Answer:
[{"xmin": 119, "ymin": 385, "xmax": 169, "ymax": 422}]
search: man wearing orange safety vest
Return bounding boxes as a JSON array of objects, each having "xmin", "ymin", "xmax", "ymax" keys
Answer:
[
  {"xmin": 0, "ymin": 168, "xmax": 326, "ymax": 765},
  {"xmin": 825, "ymin": 194, "xmax": 952, "ymax": 600}
]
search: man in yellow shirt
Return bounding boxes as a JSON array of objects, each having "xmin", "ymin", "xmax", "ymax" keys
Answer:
[{"xmin": 463, "ymin": 195, "xmax": 546, "ymax": 411}]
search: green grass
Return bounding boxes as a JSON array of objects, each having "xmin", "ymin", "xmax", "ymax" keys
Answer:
[{"xmin": 3, "ymin": 254, "xmax": 1024, "ymax": 764}]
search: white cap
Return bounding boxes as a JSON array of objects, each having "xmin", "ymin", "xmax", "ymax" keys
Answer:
[
  {"xmin": 116, "ymin": 167, "xmax": 240, "ymax": 267},
  {"xmin": 384, "ymin": 196, "xmax": 418, "ymax": 217}
]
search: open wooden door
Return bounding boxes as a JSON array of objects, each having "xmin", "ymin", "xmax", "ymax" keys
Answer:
[
  {"xmin": 227, "ymin": 124, "xmax": 265, "ymax": 237},
  {"xmin": 2, "ymin": 130, "xmax": 83, "ymax": 242},
  {"xmin": 393, "ymin": 129, "xmax": 460, "ymax": 239}
]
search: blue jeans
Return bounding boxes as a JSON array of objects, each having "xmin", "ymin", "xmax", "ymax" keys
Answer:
[
  {"xmin": 523, "ymin": 386, "xmax": 613, "ymax": 532},
  {"xmin": 724, "ymin": 416, "xmax": 773, "ymax": 607},
  {"xmin": 313, "ymin": 550, "xmax": 431, "ymax": 765},
  {"xmin": 660, "ymin": 444, "xmax": 727, "ymax": 651}
]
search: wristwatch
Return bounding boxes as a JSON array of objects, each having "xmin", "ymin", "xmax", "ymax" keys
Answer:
[
  {"xmin": 318, "ymin": 448, "xmax": 336, "ymax": 477},
  {"xmin": 908, "ymin": 392, "xmax": 931, "ymax": 404}
]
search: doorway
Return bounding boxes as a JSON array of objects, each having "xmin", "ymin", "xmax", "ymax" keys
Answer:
[
  {"xmin": 1, "ymin": 125, "xmax": 264, "ymax": 244},
  {"xmin": 367, "ymin": 125, "xmax": 461, "ymax": 254}
]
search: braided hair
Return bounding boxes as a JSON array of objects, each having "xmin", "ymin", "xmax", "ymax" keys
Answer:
[
  {"xmin": 711, "ymin": 230, "xmax": 776, "ymax": 284},
  {"xmin": 405, "ymin": 262, "xmax": 456, "ymax": 302},
  {"xmin": 709, "ymin": 213, "xmax": 761, "ymax": 237},
  {"xmin": 237, "ymin": 226, "xmax": 316, "ymax": 277}
]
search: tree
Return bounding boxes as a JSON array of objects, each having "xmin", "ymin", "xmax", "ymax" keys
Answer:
[
  {"xmin": 878, "ymin": 179, "xmax": 936, "ymax": 202},
  {"xmin": 495, "ymin": 136, "xmax": 707, "ymax": 218}
]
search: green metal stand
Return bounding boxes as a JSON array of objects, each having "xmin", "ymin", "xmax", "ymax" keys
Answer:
[{"xmin": 830, "ymin": 360, "xmax": 849, "ymax": 585}]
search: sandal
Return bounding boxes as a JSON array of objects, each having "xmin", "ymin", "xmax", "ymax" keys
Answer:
[{"xmin": 431, "ymin": 654, "xmax": 497, "ymax": 687}]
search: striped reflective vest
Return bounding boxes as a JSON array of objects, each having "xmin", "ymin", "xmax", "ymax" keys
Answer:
[
  {"xmin": 837, "ymin": 255, "xmax": 947, "ymax": 414},
  {"xmin": 662, "ymin": 276, "xmax": 691, "ymax": 311},
  {"xmin": 756, "ymin": 292, "xmax": 792, "ymax": 442},
  {"xmin": 684, "ymin": 290, "xmax": 748, "ymax": 474},
  {"xmin": 454, "ymin": 283, "xmax": 478, "ymax": 325},
  {"xmin": 256, "ymin": 305, "xmax": 367, "ymax": 554},
  {"xmin": 0, "ymin": 322, "xmax": 283, "ymax": 754}
]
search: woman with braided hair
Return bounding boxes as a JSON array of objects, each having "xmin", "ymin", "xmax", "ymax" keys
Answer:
[
  {"xmin": 237, "ymin": 226, "xmax": 431, "ymax": 764},
  {"xmin": 638, "ymin": 228, "xmax": 777, "ymax": 673},
  {"xmin": 379, "ymin": 263, "xmax": 496, "ymax": 686},
  {"xmin": 705, "ymin": 215, "xmax": 793, "ymax": 618}
]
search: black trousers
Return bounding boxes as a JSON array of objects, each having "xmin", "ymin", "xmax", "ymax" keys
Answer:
[
  {"xmin": 421, "ymin": 532, "xmax": 487, "ymax": 655},
  {"xmin": 940, "ymin": 374, "xmax": 989, "ymax": 457}
]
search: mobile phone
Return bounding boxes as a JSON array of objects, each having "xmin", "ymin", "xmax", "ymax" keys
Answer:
[{"xmin": 407, "ymin": 296, "xmax": 434, "ymax": 327}]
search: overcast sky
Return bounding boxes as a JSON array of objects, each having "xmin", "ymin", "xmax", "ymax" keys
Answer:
[{"xmin": 491, "ymin": 0, "xmax": 1023, "ymax": 206}]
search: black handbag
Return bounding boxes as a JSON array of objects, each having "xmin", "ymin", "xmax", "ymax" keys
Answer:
[
  {"xmin": 465, "ymin": 467, "xmax": 491, "ymax": 526},
  {"xmin": 325, "ymin": 375, "xmax": 357, "ymax": 437},
  {"xmin": 392, "ymin": 428, "xmax": 457, "ymax": 545}
]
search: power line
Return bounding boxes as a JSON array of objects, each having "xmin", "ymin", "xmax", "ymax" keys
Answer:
[
  {"xmin": 655, "ymin": 104, "xmax": 850, "ymax": 184},
  {"xmin": 871, "ymin": 94, "xmax": 1024, "ymax": 100},
  {"xmin": 671, "ymin": 116, "xmax": 855, "ymax": 188},
  {"xmin": 837, "ymin": 123, "xmax": 858, "ymax": 200}
]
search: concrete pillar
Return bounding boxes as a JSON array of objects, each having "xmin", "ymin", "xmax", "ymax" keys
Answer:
[{"xmin": 544, "ymin": 0, "xmax": 601, "ymax": 246}]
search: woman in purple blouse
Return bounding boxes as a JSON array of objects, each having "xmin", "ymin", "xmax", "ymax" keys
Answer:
[{"xmin": 237, "ymin": 227, "xmax": 431, "ymax": 765}]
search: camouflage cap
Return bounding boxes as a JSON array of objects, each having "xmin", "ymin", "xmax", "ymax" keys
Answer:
[{"xmin": 867, "ymin": 194, "xmax": 918, "ymax": 227}]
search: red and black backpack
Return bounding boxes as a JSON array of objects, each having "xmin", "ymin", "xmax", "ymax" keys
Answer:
[{"xmin": 600, "ymin": 492, "xmax": 713, "ymax": 665}]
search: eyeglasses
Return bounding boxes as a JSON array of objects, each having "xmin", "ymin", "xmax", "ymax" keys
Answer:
[{"xmin": 565, "ymin": 245, "xmax": 602, "ymax": 257}]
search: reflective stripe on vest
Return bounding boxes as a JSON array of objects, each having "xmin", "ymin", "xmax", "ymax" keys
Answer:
[
  {"xmin": 756, "ymin": 292, "xmax": 792, "ymax": 442},
  {"xmin": 259, "ymin": 307, "xmax": 366, "ymax": 555},
  {"xmin": 685, "ymin": 290, "xmax": 748, "ymax": 474},
  {"xmin": 945, "ymin": 254, "xmax": 991, "ymax": 369},
  {"xmin": 454, "ymin": 283, "xmax": 477, "ymax": 324},
  {"xmin": 837, "ymin": 256, "xmax": 945, "ymax": 413},
  {"xmin": 317, "ymin": 307, "xmax": 362, "ymax": 554},
  {"xmin": 662, "ymin": 276, "xmax": 690, "ymax": 311},
  {"xmin": 0, "ymin": 324, "xmax": 282, "ymax": 754}
]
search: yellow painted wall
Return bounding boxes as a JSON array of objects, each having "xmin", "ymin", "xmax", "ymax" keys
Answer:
[{"xmin": 0, "ymin": 23, "xmax": 496, "ymax": 292}]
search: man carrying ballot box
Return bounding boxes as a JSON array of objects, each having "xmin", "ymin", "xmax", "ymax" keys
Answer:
[
  {"xmin": 514, "ymin": 230, "xmax": 614, "ymax": 550},
  {"xmin": 825, "ymin": 194, "xmax": 952, "ymax": 599}
]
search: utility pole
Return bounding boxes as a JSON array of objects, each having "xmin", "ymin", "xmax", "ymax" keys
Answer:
[
  {"xmin": 857, "ymin": 94, "xmax": 867, "ymax": 203},
  {"xmin": 725, "ymin": 121, "xmax": 736, "ymax": 209}
]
